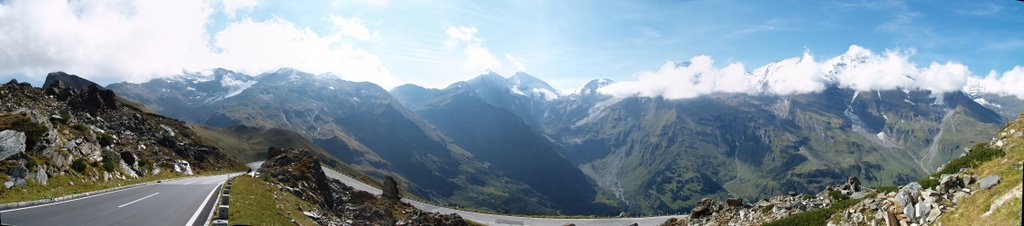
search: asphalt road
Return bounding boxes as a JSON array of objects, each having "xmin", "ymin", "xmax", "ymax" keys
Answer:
[
  {"xmin": 0, "ymin": 173, "xmax": 237, "ymax": 226},
  {"xmin": 318, "ymin": 166, "xmax": 687, "ymax": 226}
]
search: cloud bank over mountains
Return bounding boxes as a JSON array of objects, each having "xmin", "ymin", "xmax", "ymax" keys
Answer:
[
  {"xmin": 0, "ymin": 0, "xmax": 398, "ymax": 87},
  {"xmin": 600, "ymin": 45, "xmax": 1015, "ymax": 100}
]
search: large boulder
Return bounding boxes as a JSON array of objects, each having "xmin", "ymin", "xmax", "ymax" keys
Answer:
[
  {"xmin": 690, "ymin": 198, "xmax": 720, "ymax": 219},
  {"xmin": 0, "ymin": 130, "xmax": 26, "ymax": 160},
  {"xmin": 27, "ymin": 165, "xmax": 48, "ymax": 186},
  {"xmin": 979, "ymin": 176, "xmax": 1001, "ymax": 190},
  {"xmin": 70, "ymin": 84, "xmax": 120, "ymax": 115}
]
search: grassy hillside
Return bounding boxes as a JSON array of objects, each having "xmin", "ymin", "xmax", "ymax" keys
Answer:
[
  {"xmin": 230, "ymin": 175, "xmax": 320, "ymax": 226},
  {"xmin": 940, "ymin": 114, "xmax": 1023, "ymax": 226}
]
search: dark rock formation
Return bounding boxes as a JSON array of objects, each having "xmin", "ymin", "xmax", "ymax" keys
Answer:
[
  {"xmin": 42, "ymin": 72, "xmax": 100, "ymax": 92},
  {"xmin": 70, "ymin": 84, "xmax": 120, "ymax": 115},
  {"xmin": 382, "ymin": 175, "xmax": 401, "ymax": 202},
  {"xmin": 690, "ymin": 198, "xmax": 720, "ymax": 219},
  {"xmin": 258, "ymin": 147, "xmax": 468, "ymax": 225}
]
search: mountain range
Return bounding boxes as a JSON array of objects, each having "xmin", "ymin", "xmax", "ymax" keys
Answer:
[{"xmin": 106, "ymin": 57, "xmax": 1018, "ymax": 215}]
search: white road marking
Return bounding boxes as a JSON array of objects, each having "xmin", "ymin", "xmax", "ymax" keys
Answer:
[
  {"xmin": 0, "ymin": 184, "xmax": 153, "ymax": 213},
  {"xmin": 185, "ymin": 180, "xmax": 224, "ymax": 226},
  {"xmin": 117, "ymin": 192, "xmax": 159, "ymax": 208}
]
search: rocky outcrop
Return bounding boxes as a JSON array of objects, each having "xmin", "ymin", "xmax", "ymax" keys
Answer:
[
  {"xmin": 382, "ymin": 176, "xmax": 401, "ymax": 202},
  {"xmin": 979, "ymin": 175, "xmax": 1000, "ymax": 190},
  {"xmin": 0, "ymin": 130, "xmax": 26, "ymax": 160},
  {"xmin": 258, "ymin": 147, "xmax": 468, "ymax": 225},
  {"xmin": 1, "ymin": 73, "xmax": 241, "ymax": 192},
  {"xmin": 828, "ymin": 171, "xmax": 979, "ymax": 226},
  {"xmin": 662, "ymin": 185, "xmax": 841, "ymax": 225}
]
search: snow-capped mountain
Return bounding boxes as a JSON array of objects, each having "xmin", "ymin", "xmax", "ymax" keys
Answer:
[
  {"xmin": 106, "ymin": 68, "xmax": 257, "ymax": 122},
  {"xmin": 570, "ymin": 78, "xmax": 614, "ymax": 96},
  {"xmin": 508, "ymin": 72, "xmax": 561, "ymax": 101}
]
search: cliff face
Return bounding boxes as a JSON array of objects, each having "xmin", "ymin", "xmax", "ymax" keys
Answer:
[
  {"xmin": 257, "ymin": 147, "xmax": 469, "ymax": 225},
  {"xmin": 1, "ymin": 74, "xmax": 241, "ymax": 191}
]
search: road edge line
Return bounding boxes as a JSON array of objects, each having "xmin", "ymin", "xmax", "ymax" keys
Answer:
[{"xmin": 186, "ymin": 180, "xmax": 224, "ymax": 226}]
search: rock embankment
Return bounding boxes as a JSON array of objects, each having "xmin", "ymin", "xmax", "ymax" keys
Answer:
[
  {"xmin": 258, "ymin": 147, "xmax": 468, "ymax": 225},
  {"xmin": 661, "ymin": 177, "xmax": 869, "ymax": 225},
  {"xmin": 1, "ymin": 73, "xmax": 240, "ymax": 191}
]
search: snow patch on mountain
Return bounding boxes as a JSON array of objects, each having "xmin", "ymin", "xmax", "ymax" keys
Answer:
[
  {"xmin": 507, "ymin": 72, "xmax": 560, "ymax": 101},
  {"xmin": 221, "ymin": 74, "xmax": 257, "ymax": 98}
]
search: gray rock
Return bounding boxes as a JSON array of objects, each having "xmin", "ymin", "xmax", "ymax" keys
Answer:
[
  {"xmin": 926, "ymin": 205, "xmax": 942, "ymax": 222},
  {"xmin": 850, "ymin": 191, "xmax": 869, "ymax": 199},
  {"xmin": 979, "ymin": 176, "xmax": 1000, "ymax": 190},
  {"xmin": 848, "ymin": 176, "xmax": 862, "ymax": 192},
  {"xmin": 8, "ymin": 165, "xmax": 28, "ymax": 178},
  {"xmin": 915, "ymin": 202, "xmax": 931, "ymax": 223},
  {"xmin": 0, "ymin": 130, "xmax": 27, "ymax": 160},
  {"xmin": 939, "ymin": 174, "xmax": 960, "ymax": 191},
  {"xmin": 33, "ymin": 166, "xmax": 47, "ymax": 186},
  {"xmin": 896, "ymin": 191, "xmax": 913, "ymax": 208},
  {"xmin": 903, "ymin": 203, "xmax": 916, "ymax": 220},
  {"xmin": 951, "ymin": 191, "xmax": 968, "ymax": 203},
  {"xmin": 3, "ymin": 181, "xmax": 12, "ymax": 189},
  {"xmin": 961, "ymin": 175, "xmax": 973, "ymax": 185},
  {"xmin": 725, "ymin": 197, "xmax": 744, "ymax": 207}
]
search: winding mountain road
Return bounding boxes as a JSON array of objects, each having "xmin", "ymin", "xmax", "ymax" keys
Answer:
[
  {"xmin": 0, "ymin": 173, "xmax": 237, "ymax": 226},
  {"xmin": 315, "ymin": 164, "xmax": 687, "ymax": 226}
]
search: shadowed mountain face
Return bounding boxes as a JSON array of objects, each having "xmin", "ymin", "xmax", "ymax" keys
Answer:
[
  {"xmin": 110, "ymin": 69, "xmax": 572, "ymax": 214},
  {"xmin": 113, "ymin": 68, "xmax": 1012, "ymax": 215},
  {"xmin": 412, "ymin": 84, "xmax": 620, "ymax": 215}
]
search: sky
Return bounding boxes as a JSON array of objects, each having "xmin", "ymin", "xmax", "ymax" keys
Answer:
[{"xmin": 0, "ymin": 0, "xmax": 1023, "ymax": 96}]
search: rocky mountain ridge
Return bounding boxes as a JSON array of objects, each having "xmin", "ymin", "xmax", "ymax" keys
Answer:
[{"xmin": 109, "ymin": 66, "xmax": 1019, "ymax": 216}]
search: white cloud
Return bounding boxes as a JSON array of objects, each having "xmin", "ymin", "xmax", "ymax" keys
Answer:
[
  {"xmin": 505, "ymin": 53, "xmax": 526, "ymax": 72},
  {"xmin": 832, "ymin": 48, "xmax": 917, "ymax": 91},
  {"xmin": 0, "ymin": 0, "xmax": 399, "ymax": 88},
  {"xmin": 752, "ymin": 51, "xmax": 827, "ymax": 95},
  {"xmin": 600, "ymin": 56, "xmax": 754, "ymax": 99},
  {"xmin": 0, "ymin": 0, "xmax": 214, "ymax": 83},
  {"xmin": 601, "ymin": 45, "xmax": 1001, "ymax": 100},
  {"xmin": 222, "ymin": 0, "xmax": 257, "ymax": 18},
  {"xmin": 330, "ymin": 15, "xmax": 375, "ymax": 41},
  {"xmin": 444, "ymin": 25, "xmax": 524, "ymax": 77},
  {"xmin": 968, "ymin": 66, "xmax": 1024, "ymax": 99},
  {"xmin": 213, "ymin": 16, "xmax": 400, "ymax": 88},
  {"xmin": 446, "ymin": 26, "xmax": 478, "ymax": 42},
  {"xmin": 367, "ymin": 0, "xmax": 390, "ymax": 8}
]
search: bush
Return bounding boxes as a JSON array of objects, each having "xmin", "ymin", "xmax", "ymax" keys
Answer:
[
  {"xmin": 24, "ymin": 154, "xmax": 38, "ymax": 170},
  {"xmin": 934, "ymin": 144, "xmax": 1004, "ymax": 176},
  {"xmin": 917, "ymin": 178, "xmax": 939, "ymax": 190},
  {"xmin": 71, "ymin": 159, "xmax": 88, "ymax": 172},
  {"xmin": 99, "ymin": 133, "xmax": 115, "ymax": 147},
  {"xmin": 101, "ymin": 151, "xmax": 118, "ymax": 172},
  {"xmin": 801, "ymin": 194, "xmax": 816, "ymax": 200},
  {"xmin": 761, "ymin": 204, "xmax": 775, "ymax": 214},
  {"xmin": 828, "ymin": 190, "xmax": 847, "ymax": 201},
  {"xmin": 73, "ymin": 124, "xmax": 90, "ymax": 132}
]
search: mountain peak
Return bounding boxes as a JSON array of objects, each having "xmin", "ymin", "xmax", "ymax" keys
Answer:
[
  {"xmin": 574, "ymin": 78, "xmax": 614, "ymax": 96},
  {"xmin": 43, "ymin": 71, "xmax": 101, "ymax": 91},
  {"xmin": 505, "ymin": 72, "xmax": 559, "ymax": 101}
]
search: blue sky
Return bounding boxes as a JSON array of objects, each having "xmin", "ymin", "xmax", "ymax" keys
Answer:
[{"xmin": 1, "ymin": 0, "xmax": 1023, "ymax": 91}]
